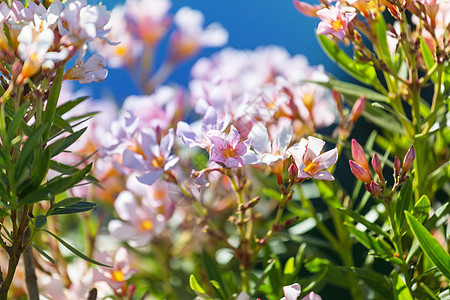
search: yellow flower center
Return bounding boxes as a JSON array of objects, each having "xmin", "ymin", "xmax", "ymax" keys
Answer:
[
  {"xmin": 128, "ymin": 144, "xmax": 146, "ymax": 159},
  {"xmin": 139, "ymin": 220, "xmax": 153, "ymax": 231},
  {"xmin": 303, "ymin": 161, "xmax": 320, "ymax": 175},
  {"xmin": 115, "ymin": 45, "xmax": 127, "ymax": 56},
  {"xmin": 111, "ymin": 270, "xmax": 124, "ymax": 282},
  {"xmin": 151, "ymin": 155, "xmax": 165, "ymax": 168},
  {"xmin": 223, "ymin": 147, "xmax": 237, "ymax": 158},
  {"xmin": 302, "ymin": 93, "xmax": 315, "ymax": 113},
  {"xmin": 331, "ymin": 18, "xmax": 345, "ymax": 32}
]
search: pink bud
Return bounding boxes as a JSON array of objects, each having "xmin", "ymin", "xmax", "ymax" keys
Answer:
[
  {"xmin": 369, "ymin": 181, "xmax": 382, "ymax": 197},
  {"xmin": 349, "ymin": 160, "xmax": 372, "ymax": 183},
  {"xmin": 394, "ymin": 156, "xmax": 401, "ymax": 178},
  {"xmin": 293, "ymin": 1, "xmax": 321, "ymax": 17},
  {"xmin": 288, "ymin": 163, "xmax": 298, "ymax": 178},
  {"xmin": 351, "ymin": 139, "xmax": 370, "ymax": 172},
  {"xmin": 332, "ymin": 90, "xmax": 343, "ymax": 113},
  {"xmin": 402, "ymin": 145, "xmax": 415, "ymax": 173},
  {"xmin": 350, "ymin": 95, "xmax": 366, "ymax": 122},
  {"xmin": 371, "ymin": 153, "xmax": 384, "ymax": 181}
]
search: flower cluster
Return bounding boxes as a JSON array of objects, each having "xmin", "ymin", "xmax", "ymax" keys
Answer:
[
  {"xmin": 0, "ymin": 0, "xmax": 109, "ymax": 86},
  {"xmin": 350, "ymin": 139, "xmax": 415, "ymax": 199}
]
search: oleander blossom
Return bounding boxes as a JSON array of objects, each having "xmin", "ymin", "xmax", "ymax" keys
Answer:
[
  {"xmin": 208, "ymin": 126, "xmax": 257, "ymax": 168},
  {"xmin": 170, "ymin": 6, "xmax": 228, "ymax": 61},
  {"xmin": 288, "ymin": 136, "xmax": 338, "ymax": 180},
  {"xmin": 108, "ymin": 190, "xmax": 166, "ymax": 247},
  {"xmin": 249, "ymin": 121, "xmax": 293, "ymax": 178},
  {"xmin": 316, "ymin": 1, "xmax": 356, "ymax": 40},
  {"xmin": 281, "ymin": 283, "xmax": 322, "ymax": 300},
  {"xmin": 177, "ymin": 106, "xmax": 231, "ymax": 149},
  {"xmin": 93, "ymin": 247, "xmax": 137, "ymax": 290},
  {"xmin": 122, "ymin": 128, "xmax": 179, "ymax": 185}
]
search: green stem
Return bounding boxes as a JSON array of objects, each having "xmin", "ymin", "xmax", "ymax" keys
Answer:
[{"xmin": 228, "ymin": 171, "xmax": 250, "ymax": 292}]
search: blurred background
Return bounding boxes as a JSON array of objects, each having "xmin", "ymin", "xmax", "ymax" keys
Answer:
[{"xmin": 84, "ymin": 0, "xmax": 353, "ymax": 102}]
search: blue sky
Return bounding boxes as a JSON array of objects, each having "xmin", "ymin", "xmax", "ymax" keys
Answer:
[{"xmin": 84, "ymin": 0, "xmax": 351, "ymax": 102}]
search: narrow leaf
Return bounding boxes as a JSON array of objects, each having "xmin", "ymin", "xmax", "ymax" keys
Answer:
[
  {"xmin": 317, "ymin": 34, "xmax": 383, "ymax": 90},
  {"xmin": 201, "ymin": 249, "xmax": 229, "ymax": 298},
  {"xmin": 405, "ymin": 212, "xmax": 450, "ymax": 279},
  {"xmin": 43, "ymin": 229, "xmax": 110, "ymax": 267},
  {"xmin": 339, "ymin": 208, "xmax": 390, "ymax": 239},
  {"xmin": 31, "ymin": 242, "xmax": 55, "ymax": 264},
  {"xmin": 48, "ymin": 127, "xmax": 87, "ymax": 158},
  {"xmin": 48, "ymin": 201, "xmax": 96, "ymax": 215},
  {"xmin": 392, "ymin": 272, "xmax": 413, "ymax": 300}
]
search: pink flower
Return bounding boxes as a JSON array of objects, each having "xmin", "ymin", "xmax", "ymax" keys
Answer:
[
  {"xmin": 288, "ymin": 136, "xmax": 338, "ymax": 181},
  {"xmin": 58, "ymin": 0, "xmax": 111, "ymax": 45},
  {"xmin": 124, "ymin": 0, "xmax": 171, "ymax": 45},
  {"xmin": 177, "ymin": 106, "xmax": 230, "ymax": 149},
  {"xmin": 293, "ymin": 1, "xmax": 321, "ymax": 17},
  {"xmin": 170, "ymin": 6, "xmax": 228, "ymax": 61},
  {"xmin": 90, "ymin": 5, "xmax": 144, "ymax": 68},
  {"xmin": 316, "ymin": 2, "xmax": 356, "ymax": 40},
  {"xmin": 281, "ymin": 283, "xmax": 322, "ymax": 300},
  {"xmin": 93, "ymin": 247, "xmax": 137, "ymax": 291},
  {"xmin": 122, "ymin": 128, "xmax": 179, "ymax": 185},
  {"xmin": 108, "ymin": 190, "xmax": 166, "ymax": 247},
  {"xmin": 208, "ymin": 126, "xmax": 256, "ymax": 168},
  {"xmin": 64, "ymin": 44, "xmax": 107, "ymax": 83}
]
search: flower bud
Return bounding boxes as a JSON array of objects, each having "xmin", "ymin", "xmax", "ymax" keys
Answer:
[
  {"xmin": 351, "ymin": 139, "xmax": 370, "ymax": 171},
  {"xmin": 288, "ymin": 163, "xmax": 298, "ymax": 178},
  {"xmin": 350, "ymin": 95, "xmax": 366, "ymax": 122},
  {"xmin": 371, "ymin": 153, "xmax": 384, "ymax": 181},
  {"xmin": 368, "ymin": 181, "xmax": 382, "ymax": 198},
  {"xmin": 331, "ymin": 90, "xmax": 343, "ymax": 113},
  {"xmin": 293, "ymin": 1, "xmax": 321, "ymax": 17},
  {"xmin": 394, "ymin": 156, "xmax": 401, "ymax": 179},
  {"xmin": 349, "ymin": 160, "xmax": 372, "ymax": 183},
  {"xmin": 402, "ymin": 145, "xmax": 415, "ymax": 174}
]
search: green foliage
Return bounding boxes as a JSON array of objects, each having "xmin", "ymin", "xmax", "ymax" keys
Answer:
[{"xmin": 405, "ymin": 212, "xmax": 450, "ymax": 280}]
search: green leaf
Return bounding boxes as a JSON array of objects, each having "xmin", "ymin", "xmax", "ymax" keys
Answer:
[
  {"xmin": 305, "ymin": 258, "xmax": 348, "ymax": 288},
  {"xmin": 31, "ymin": 242, "xmax": 55, "ymax": 264},
  {"xmin": 374, "ymin": 15, "xmax": 393, "ymax": 70},
  {"xmin": 392, "ymin": 272, "xmax": 413, "ymax": 300},
  {"xmin": 345, "ymin": 223, "xmax": 394, "ymax": 257},
  {"xmin": 262, "ymin": 188, "xmax": 281, "ymax": 201},
  {"xmin": 316, "ymin": 181, "xmax": 341, "ymax": 208},
  {"xmin": 17, "ymin": 148, "xmax": 51, "ymax": 197},
  {"xmin": 56, "ymin": 96, "xmax": 89, "ymax": 116},
  {"xmin": 412, "ymin": 195, "xmax": 431, "ymax": 223},
  {"xmin": 317, "ymin": 34, "xmax": 383, "ymax": 89},
  {"xmin": 283, "ymin": 257, "xmax": 295, "ymax": 275},
  {"xmin": 395, "ymin": 179, "xmax": 413, "ymax": 232},
  {"xmin": 201, "ymin": 249, "xmax": 229, "ymax": 299},
  {"xmin": 51, "ymin": 197, "xmax": 82, "ymax": 210},
  {"xmin": 253, "ymin": 259, "xmax": 276, "ymax": 294},
  {"xmin": 48, "ymin": 127, "xmax": 87, "ymax": 158},
  {"xmin": 0, "ymin": 208, "xmax": 9, "ymax": 217},
  {"xmin": 189, "ymin": 274, "xmax": 209, "ymax": 298},
  {"xmin": 339, "ymin": 208, "xmax": 390, "ymax": 239},
  {"xmin": 7, "ymin": 101, "xmax": 28, "ymax": 142},
  {"xmin": 405, "ymin": 212, "xmax": 450, "ymax": 279},
  {"xmin": 267, "ymin": 256, "xmax": 283, "ymax": 295},
  {"xmin": 307, "ymin": 79, "xmax": 390, "ymax": 103},
  {"xmin": 19, "ymin": 163, "xmax": 92, "ymax": 205},
  {"xmin": 43, "ymin": 67, "xmax": 64, "ymax": 140},
  {"xmin": 339, "ymin": 267, "xmax": 393, "ymax": 299},
  {"xmin": 34, "ymin": 215, "xmax": 47, "ymax": 229},
  {"xmin": 14, "ymin": 124, "xmax": 49, "ymax": 182},
  {"xmin": 48, "ymin": 201, "xmax": 96, "ymax": 215},
  {"xmin": 52, "ymin": 114, "xmax": 73, "ymax": 134},
  {"xmin": 420, "ymin": 37, "xmax": 437, "ymax": 83},
  {"xmin": 43, "ymin": 229, "xmax": 110, "ymax": 267}
]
